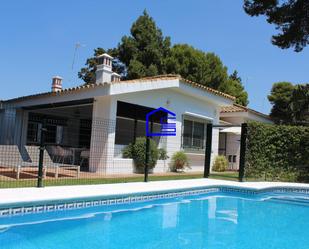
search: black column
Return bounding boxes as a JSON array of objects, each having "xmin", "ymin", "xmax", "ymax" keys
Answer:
[
  {"xmin": 144, "ymin": 136, "xmax": 150, "ymax": 182},
  {"xmin": 37, "ymin": 120, "xmax": 47, "ymax": 188},
  {"xmin": 204, "ymin": 123, "xmax": 213, "ymax": 178},
  {"xmin": 238, "ymin": 123, "xmax": 247, "ymax": 182}
]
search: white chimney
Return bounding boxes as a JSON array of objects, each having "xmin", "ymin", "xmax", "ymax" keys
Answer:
[
  {"xmin": 111, "ymin": 72, "xmax": 121, "ymax": 82},
  {"xmin": 95, "ymin": 53, "xmax": 113, "ymax": 84},
  {"xmin": 51, "ymin": 76, "xmax": 63, "ymax": 92}
]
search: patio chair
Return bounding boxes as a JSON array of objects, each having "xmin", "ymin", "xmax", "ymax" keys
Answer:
[
  {"xmin": 80, "ymin": 149, "xmax": 90, "ymax": 171},
  {"xmin": 0, "ymin": 145, "xmax": 40, "ymax": 179},
  {"xmin": 44, "ymin": 145, "xmax": 80, "ymax": 178}
]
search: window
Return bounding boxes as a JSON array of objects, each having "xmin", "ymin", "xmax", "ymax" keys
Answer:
[
  {"xmin": 114, "ymin": 101, "xmax": 164, "ymax": 146},
  {"xmin": 183, "ymin": 120, "xmax": 193, "ymax": 148},
  {"xmin": 27, "ymin": 122, "xmax": 42, "ymax": 144},
  {"xmin": 193, "ymin": 121, "xmax": 204, "ymax": 148},
  {"xmin": 218, "ymin": 133, "xmax": 227, "ymax": 155},
  {"xmin": 136, "ymin": 120, "xmax": 146, "ymax": 138},
  {"xmin": 79, "ymin": 119, "xmax": 92, "ymax": 148},
  {"xmin": 115, "ymin": 117, "xmax": 135, "ymax": 145},
  {"xmin": 182, "ymin": 119, "xmax": 206, "ymax": 151},
  {"xmin": 45, "ymin": 125, "xmax": 57, "ymax": 144}
]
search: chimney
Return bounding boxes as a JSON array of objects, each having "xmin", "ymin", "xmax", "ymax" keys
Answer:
[
  {"xmin": 95, "ymin": 53, "xmax": 113, "ymax": 84},
  {"xmin": 51, "ymin": 76, "xmax": 63, "ymax": 92},
  {"xmin": 111, "ymin": 72, "xmax": 121, "ymax": 82}
]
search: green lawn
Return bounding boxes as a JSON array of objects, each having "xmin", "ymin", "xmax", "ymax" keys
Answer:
[{"xmin": 0, "ymin": 171, "xmax": 240, "ymax": 189}]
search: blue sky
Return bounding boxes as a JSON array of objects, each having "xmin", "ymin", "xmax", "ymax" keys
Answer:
[{"xmin": 0, "ymin": 0, "xmax": 308, "ymax": 114}]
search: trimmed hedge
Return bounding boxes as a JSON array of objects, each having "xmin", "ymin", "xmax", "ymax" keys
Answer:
[{"xmin": 245, "ymin": 122, "xmax": 309, "ymax": 182}]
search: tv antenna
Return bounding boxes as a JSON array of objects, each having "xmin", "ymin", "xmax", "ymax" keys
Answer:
[
  {"xmin": 72, "ymin": 42, "xmax": 86, "ymax": 70},
  {"xmin": 68, "ymin": 42, "xmax": 86, "ymax": 84}
]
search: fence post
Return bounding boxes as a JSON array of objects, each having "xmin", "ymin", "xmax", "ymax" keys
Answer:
[
  {"xmin": 238, "ymin": 123, "xmax": 247, "ymax": 182},
  {"xmin": 144, "ymin": 136, "xmax": 150, "ymax": 182},
  {"xmin": 204, "ymin": 123, "xmax": 213, "ymax": 178},
  {"xmin": 37, "ymin": 122, "xmax": 47, "ymax": 188}
]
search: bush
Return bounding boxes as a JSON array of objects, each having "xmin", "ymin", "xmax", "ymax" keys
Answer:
[
  {"xmin": 212, "ymin": 155, "xmax": 228, "ymax": 172},
  {"xmin": 245, "ymin": 122, "xmax": 309, "ymax": 182},
  {"xmin": 170, "ymin": 151, "xmax": 190, "ymax": 172},
  {"xmin": 122, "ymin": 137, "xmax": 158, "ymax": 172},
  {"xmin": 158, "ymin": 148, "xmax": 169, "ymax": 160}
]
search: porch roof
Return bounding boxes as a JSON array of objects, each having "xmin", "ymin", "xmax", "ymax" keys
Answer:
[{"xmin": 221, "ymin": 103, "xmax": 270, "ymax": 120}]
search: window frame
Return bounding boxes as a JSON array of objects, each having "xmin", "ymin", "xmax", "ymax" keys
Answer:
[{"xmin": 181, "ymin": 117, "xmax": 209, "ymax": 152}]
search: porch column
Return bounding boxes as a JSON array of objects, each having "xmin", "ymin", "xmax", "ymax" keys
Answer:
[
  {"xmin": 89, "ymin": 96, "xmax": 116, "ymax": 173},
  {"xmin": 210, "ymin": 127, "xmax": 219, "ymax": 172}
]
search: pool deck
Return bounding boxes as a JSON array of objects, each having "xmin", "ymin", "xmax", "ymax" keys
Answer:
[{"xmin": 0, "ymin": 179, "xmax": 308, "ymax": 206}]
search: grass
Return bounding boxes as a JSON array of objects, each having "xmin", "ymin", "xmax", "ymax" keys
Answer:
[{"xmin": 0, "ymin": 171, "xmax": 240, "ymax": 189}]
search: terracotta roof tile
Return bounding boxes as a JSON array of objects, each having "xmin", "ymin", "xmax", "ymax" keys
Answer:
[
  {"xmin": 221, "ymin": 103, "xmax": 270, "ymax": 119},
  {"xmin": 4, "ymin": 74, "xmax": 235, "ymax": 103},
  {"xmin": 221, "ymin": 104, "xmax": 247, "ymax": 113}
]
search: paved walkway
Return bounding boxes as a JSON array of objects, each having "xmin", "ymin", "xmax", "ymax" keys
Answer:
[{"xmin": 0, "ymin": 179, "xmax": 308, "ymax": 206}]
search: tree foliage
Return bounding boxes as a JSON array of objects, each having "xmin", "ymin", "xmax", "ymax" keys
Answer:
[
  {"xmin": 290, "ymin": 84, "xmax": 309, "ymax": 125},
  {"xmin": 165, "ymin": 45, "xmax": 249, "ymax": 105},
  {"xmin": 268, "ymin": 82, "xmax": 295, "ymax": 124},
  {"xmin": 117, "ymin": 10, "xmax": 171, "ymax": 79},
  {"xmin": 244, "ymin": 0, "xmax": 309, "ymax": 52},
  {"xmin": 165, "ymin": 44, "xmax": 228, "ymax": 90},
  {"xmin": 268, "ymin": 82, "xmax": 309, "ymax": 125},
  {"xmin": 78, "ymin": 10, "xmax": 249, "ymax": 105},
  {"xmin": 221, "ymin": 70, "xmax": 249, "ymax": 106},
  {"xmin": 78, "ymin": 47, "xmax": 106, "ymax": 84}
]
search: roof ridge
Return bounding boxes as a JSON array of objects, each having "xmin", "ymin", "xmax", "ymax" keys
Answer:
[
  {"xmin": 4, "ymin": 74, "xmax": 235, "ymax": 103},
  {"xmin": 178, "ymin": 77, "xmax": 236, "ymax": 100}
]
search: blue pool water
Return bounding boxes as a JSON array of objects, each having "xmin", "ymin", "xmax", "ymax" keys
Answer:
[{"xmin": 0, "ymin": 191, "xmax": 308, "ymax": 249}]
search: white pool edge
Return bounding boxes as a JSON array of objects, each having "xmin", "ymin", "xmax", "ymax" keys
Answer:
[{"xmin": 0, "ymin": 178, "xmax": 308, "ymax": 207}]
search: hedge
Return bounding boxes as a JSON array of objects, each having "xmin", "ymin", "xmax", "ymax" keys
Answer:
[{"xmin": 245, "ymin": 122, "xmax": 309, "ymax": 182}]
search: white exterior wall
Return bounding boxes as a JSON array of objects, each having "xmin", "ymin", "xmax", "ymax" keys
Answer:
[
  {"xmin": 105, "ymin": 88, "xmax": 221, "ymax": 174},
  {"xmin": 89, "ymin": 96, "xmax": 117, "ymax": 173},
  {"xmin": 225, "ymin": 133, "xmax": 240, "ymax": 170}
]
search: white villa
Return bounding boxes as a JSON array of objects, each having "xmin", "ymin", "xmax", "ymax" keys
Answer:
[{"xmin": 0, "ymin": 53, "xmax": 270, "ymax": 176}]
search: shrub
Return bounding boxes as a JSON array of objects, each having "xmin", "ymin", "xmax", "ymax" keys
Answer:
[
  {"xmin": 170, "ymin": 151, "xmax": 190, "ymax": 172},
  {"xmin": 212, "ymin": 155, "xmax": 228, "ymax": 172},
  {"xmin": 245, "ymin": 122, "xmax": 309, "ymax": 182},
  {"xmin": 158, "ymin": 148, "xmax": 169, "ymax": 160},
  {"xmin": 122, "ymin": 137, "xmax": 158, "ymax": 172}
]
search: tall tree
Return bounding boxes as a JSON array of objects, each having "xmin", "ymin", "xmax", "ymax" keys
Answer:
[
  {"xmin": 78, "ymin": 47, "xmax": 105, "ymax": 84},
  {"xmin": 268, "ymin": 82, "xmax": 295, "ymax": 124},
  {"xmin": 165, "ymin": 44, "xmax": 228, "ymax": 89},
  {"xmin": 220, "ymin": 70, "xmax": 249, "ymax": 106},
  {"xmin": 290, "ymin": 84, "xmax": 309, "ymax": 125},
  {"xmin": 78, "ymin": 47, "xmax": 126, "ymax": 85},
  {"xmin": 165, "ymin": 45, "xmax": 249, "ymax": 105},
  {"xmin": 117, "ymin": 10, "xmax": 171, "ymax": 79},
  {"xmin": 244, "ymin": 0, "xmax": 309, "ymax": 52},
  {"xmin": 78, "ymin": 11, "xmax": 249, "ymax": 106}
]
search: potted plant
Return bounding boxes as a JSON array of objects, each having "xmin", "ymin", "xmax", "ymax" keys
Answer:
[
  {"xmin": 170, "ymin": 151, "xmax": 190, "ymax": 172},
  {"xmin": 122, "ymin": 137, "xmax": 158, "ymax": 173}
]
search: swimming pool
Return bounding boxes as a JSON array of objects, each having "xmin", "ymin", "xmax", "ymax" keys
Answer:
[{"xmin": 0, "ymin": 188, "xmax": 308, "ymax": 249}]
